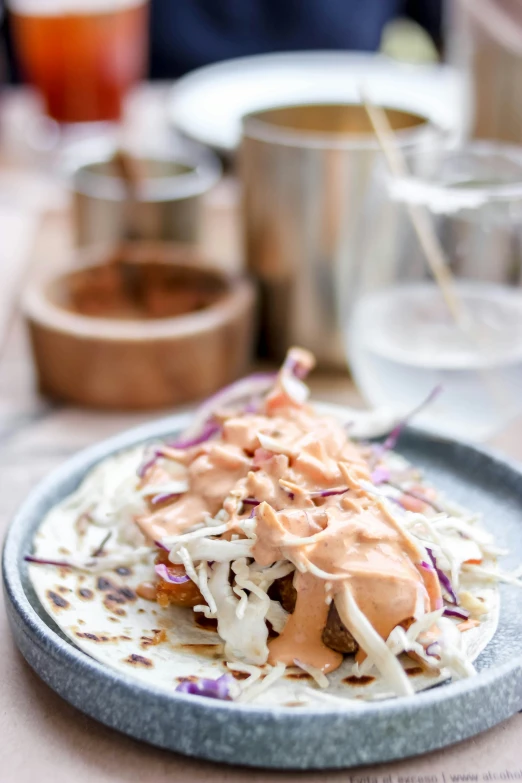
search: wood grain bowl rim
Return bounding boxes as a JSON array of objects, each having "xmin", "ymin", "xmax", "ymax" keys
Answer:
[{"xmin": 23, "ymin": 257, "xmax": 255, "ymax": 343}]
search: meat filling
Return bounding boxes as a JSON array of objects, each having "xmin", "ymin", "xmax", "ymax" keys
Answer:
[{"xmin": 276, "ymin": 571, "xmax": 359, "ymax": 655}]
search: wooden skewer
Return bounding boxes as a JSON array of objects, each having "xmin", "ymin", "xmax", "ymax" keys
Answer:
[
  {"xmin": 361, "ymin": 91, "xmax": 467, "ymax": 328},
  {"xmin": 110, "ymin": 148, "xmax": 148, "ymax": 304},
  {"xmin": 361, "ymin": 89, "xmax": 514, "ymax": 427}
]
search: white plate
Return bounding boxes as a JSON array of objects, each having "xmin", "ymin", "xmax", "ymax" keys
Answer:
[{"xmin": 167, "ymin": 51, "xmax": 466, "ymax": 154}]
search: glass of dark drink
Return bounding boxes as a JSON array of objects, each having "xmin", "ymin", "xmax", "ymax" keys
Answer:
[{"xmin": 8, "ymin": 0, "xmax": 148, "ymax": 125}]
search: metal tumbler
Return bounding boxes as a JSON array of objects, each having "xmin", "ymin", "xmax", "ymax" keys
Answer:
[
  {"xmin": 67, "ymin": 137, "xmax": 222, "ymax": 247},
  {"xmin": 241, "ymin": 102, "xmax": 445, "ymax": 366}
]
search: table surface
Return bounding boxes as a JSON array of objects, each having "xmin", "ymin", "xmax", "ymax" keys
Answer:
[{"xmin": 1, "ymin": 87, "xmax": 521, "ymax": 781}]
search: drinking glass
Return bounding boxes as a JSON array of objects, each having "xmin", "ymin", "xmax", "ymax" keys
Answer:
[
  {"xmin": 8, "ymin": 0, "xmax": 148, "ymax": 125},
  {"xmin": 341, "ymin": 141, "xmax": 522, "ymax": 442}
]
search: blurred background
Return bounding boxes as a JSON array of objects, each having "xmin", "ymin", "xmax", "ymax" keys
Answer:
[{"xmin": 1, "ymin": 0, "xmax": 522, "ymax": 475}]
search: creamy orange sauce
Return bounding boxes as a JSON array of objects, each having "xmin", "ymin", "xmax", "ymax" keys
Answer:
[
  {"xmin": 254, "ymin": 486, "xmax": 441, "ymax": 673},
  {"xmin": 133, "ymin": 346, "xmax": 442, "ymax": 674},
  {"xmin": 136, "ymin": 390, "xmax": 367, "ymax": 543},
  {"xmin": 139, "ymin": 464, "xmax": 173, "ymax": 487},
  {"xmin": 136, "ymin": 495, "xmax": 210, "ymax": 541},
  {"xmin": 188, "ymin": 444, "xmax": 251, "ymax": 515},
  {"xmin": 268, "ymin": 571, "xmax": 342, "ymax": 672}
]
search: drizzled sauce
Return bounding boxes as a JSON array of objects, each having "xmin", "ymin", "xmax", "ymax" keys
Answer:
[
  {"xmin": 136, "ymin": 445, "xmax": 251, "ymax": 541},
  {"xmin": 131, "ymin": 347, "xmax": 442, "ymax": 675},
  {"xmin": 268, "ymin": 571, "xmax": 342, "ymax": 672},
  {"xmin": 254, "ymin": 484, "xmax": 441, "ymax": 673}
]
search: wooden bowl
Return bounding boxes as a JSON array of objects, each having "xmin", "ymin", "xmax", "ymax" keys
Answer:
[{"xmin": 23, "ymin": 243, "xmax": 255, "ymax": 410}]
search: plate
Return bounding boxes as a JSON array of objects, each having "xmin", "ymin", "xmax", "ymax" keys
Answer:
[
  {"xmin": 3, "ymin": 407, "xmax": 522, "ymax": 769},
  {"xmin": 167, "ymin": 51, "xmax": 465, "ymax": 155}
]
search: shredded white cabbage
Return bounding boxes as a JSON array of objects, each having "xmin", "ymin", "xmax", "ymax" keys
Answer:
[
  {"xmin": 266, "ymin": 600, "xmax": 289, "ymax": 634},
  {"xmin": 140, "ymin": 479, "xmax": 189, "ymax": 497},
  {"xmin": 257, "ymin": 432, "xmax": 296, "ymax": 456},
  {"xmin": 436, "ymin": 618, "xmax": 477, "ymax": 680},
  {"xmin": 281, "ymin": 373, "xmax": 309, "ymax": 404},
  {"xmin": 196, "ymin": 561, "xmax": 217, "ymax": 616},
  {"xmin": 293, "ymin": 658, "xmax": 329, "ymax": 688},
  {"xmin": 335, "ymin": 586, "xmax": 414, "ymax": 697},
  {"xmin": 226, "ymin": 661, "xmax": 263, "ymax": 692},
  {"xmin": 238, "ymin": 663, "xmax": 286, "ymax": 703},
  {"xmin": 169, "ymin": 538, "xmax": 253, "ymax": 563},
  {"xmin": 208, "ymin": 562, "xmax": 269, "ymax": 665},
  {"xmin": 162, "ymin": 520, "xmax": 233, "ymax": 546},
  {"xmin": 177, "ymin": 546, "xmax": 199, "ymax": 586},
  {"xmin": 462, "ymin": 563, "xmax": 522, "ymax": 587}
]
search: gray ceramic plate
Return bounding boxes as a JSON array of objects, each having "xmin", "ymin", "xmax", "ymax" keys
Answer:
[{"xmin": 3, "ymin": 411, "xmax": 522, "ymax": 770}]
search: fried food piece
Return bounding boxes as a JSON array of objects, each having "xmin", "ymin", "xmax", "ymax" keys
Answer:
[
  {"xmin": 155, "ymin": 550, "xmax": 203, "ymax": 608},
  {"xmin": 322, "ymin": 604, "xmax": 358, "ymax": 654},
  {"xmin": 275, "ymin": 572, "xmax": 359, "ymax": 655},
  {"xmin": 277, "ymin": 570, "xmax": 298, "ymax": 613}
]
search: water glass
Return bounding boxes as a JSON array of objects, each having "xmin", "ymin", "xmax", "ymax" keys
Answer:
[{"xmin": 341, "ymin": 142, "xmax": 522, "ymax": 442}]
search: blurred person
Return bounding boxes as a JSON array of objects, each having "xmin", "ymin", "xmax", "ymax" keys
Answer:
[
  {"xmin": 2, "ymin": 0, "xmax": 442, "ymax": 84},
  {"xmin": 0, "ymin": 0, "xmax": 7, "ymax": 82},
  {"xmin": 148, "ymin": 0, "xmax": 442, "ymax": 77}
]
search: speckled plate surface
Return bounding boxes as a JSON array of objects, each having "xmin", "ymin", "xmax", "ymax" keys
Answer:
[{"xmin": 3, "ymin": 409, "xmax": 522, "ymax": 769}]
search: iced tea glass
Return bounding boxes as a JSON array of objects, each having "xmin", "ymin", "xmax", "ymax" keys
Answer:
[{"xmin": 8, "ymin": 0, "xmax": 148, "ymax": 124}]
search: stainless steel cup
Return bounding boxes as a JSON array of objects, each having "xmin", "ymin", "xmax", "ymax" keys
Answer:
[
  {"xmin": 240, "ymin": 103, "xmax": 445, "ymax": 366},
  {"xmin": 66, "ymin": 137, "xmax": 222, "ymax": 247}
]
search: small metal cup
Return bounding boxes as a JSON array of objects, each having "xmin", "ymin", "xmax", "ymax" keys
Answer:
[
  {"xmin": 66, "ymin": 137, "xmax": 222, "ymax": 247},
  {"xmin": 241, "ymin": 103, "xmax": 445, "ymax": 367}
]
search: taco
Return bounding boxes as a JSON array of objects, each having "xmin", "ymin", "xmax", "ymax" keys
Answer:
[{"xmin": 27, "ymin": 348, "xmax": 506, "ymax": 706}]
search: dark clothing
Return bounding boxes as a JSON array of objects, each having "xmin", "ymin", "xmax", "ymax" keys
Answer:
[
  {"xmin": 149, "ymin": 0, "xmax": 442, "ymax": 78},
  {"xmin": 2, "ymin": 0, "xmax": 442, "ymax": 84}
]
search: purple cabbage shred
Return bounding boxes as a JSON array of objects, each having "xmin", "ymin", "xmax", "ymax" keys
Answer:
[
  {"xmin": 372, "ymin": 386, "xmax": 443, "ymax": 466},
  {"xmin": 168, "ymin": 420, "xmax": 221, "ymax": 450},
  {"xmin": 283, "ymin": 355, "xmax": 309, "ymax": 380},
  {"xmin": 313, "ymin": 487, "xmax": 349, "ymax": 498},
  {"xmin": 175, "ymin": 674, "xmax": 234, "ymax": 700},
  {"xmin": 383, "ymin": 385, "xmax": 442, "ymax": 452},
  {"xmin": 371, "ymin": 467, "xmax": 390, "ymax": 485},
  {"xmin": 151, "ymin": 492, "xmax": 180, "ymax": 506},
  {"xmin": 443, "ymin": 606, "xmax": 470, "ymax": 621},
  {"xmin": 396, "ymin": 486, "xmax": 443, "ymax": 513},
  {"xmin": 137, "ymin": 450, "xmax": 161, "ymax": 479},
  {"xmin": 426, "ymin": 547, "xmax": 458, "ymax": 605},
  {"xmin": 426, "ymin": 642, "xmax": 441, "ymax": 657},
  {"xmin": 155, "ymin": 563, "xmax": 190, "ymax": 584},
  {"xmin": 25, "ymin": 555, "xmax": 73, "ymax": 568}
]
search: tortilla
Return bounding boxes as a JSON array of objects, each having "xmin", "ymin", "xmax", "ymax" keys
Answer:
[{"xmin": 27, "ymin": 443, "xmax": 499, "ymax": 707}]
